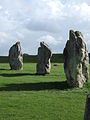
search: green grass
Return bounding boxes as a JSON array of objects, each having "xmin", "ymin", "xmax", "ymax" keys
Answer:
[{"xmin": 0, "ymin": 63, "xmax": 89, "ymax": 120}]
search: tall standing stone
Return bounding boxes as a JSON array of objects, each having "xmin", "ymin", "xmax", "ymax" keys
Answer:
[
  {"xmin": 36, "ymin": 41, "xmax": 52, "ymax": 74},
  {"xmin": 63, "ymin": 30, "xmax": 89, "ymax": 88},
  {"xmin": 9, "ymin": 41, "xmax": 23, "ymax": 70},
  {"xmin": 84, "ymin": 94, "xmax": 90, "ymax": 120}
]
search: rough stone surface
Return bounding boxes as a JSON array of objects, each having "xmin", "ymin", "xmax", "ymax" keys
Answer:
[
  {"xmin": 36, "ymin": 41, "xmax": 52, "ymax": 74},
  {"xmin": 63, "ymin": 30, "xmax": 89, "ymax": 88},
  {"xmin": 9, "ymin": 41, "xmax": 23, "ymax": 70},
  {"xmin": 84, "ymin": 94, "xmax": 90, "ymax": 120}
]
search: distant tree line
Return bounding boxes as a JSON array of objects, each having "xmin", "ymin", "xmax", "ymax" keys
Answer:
[{"xmin": 0, "ymin": 53, "xmax": 89, "ymax": 63}]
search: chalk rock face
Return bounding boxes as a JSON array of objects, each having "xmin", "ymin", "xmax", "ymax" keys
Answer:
[
  {"xmin": 63, "ymin": 30, "xmax": 89, "ymax": 88},
  {"xmin": 9, "ymin": 41, "xmax": 23, "ymax": 70},
  {"xmin": 36, "ymin": 41, "xmax": 52, "ymax": 74},
  {"xmin": 84, "ymin": 94, "xmax": 90, "ymax": 120}
]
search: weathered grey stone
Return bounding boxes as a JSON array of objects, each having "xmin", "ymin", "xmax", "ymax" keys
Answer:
[
  {"xmin": 36, "ymin": 41, "xmax": 52, "ymax": 74},
  {"xmin": 84, "ymin": 94, "xmax": 90, "ymax": 120},
  {"xmin": 63, "ymin": 30, "xmax": 89, "ymax": 88},
  {"xmin": 9, "ymin": 41, "xmax": 23, "ymax": 70}
]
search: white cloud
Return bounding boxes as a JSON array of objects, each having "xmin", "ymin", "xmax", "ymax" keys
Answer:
[
  {"xmin": 37, "ymin": 35, "xmax": 61, "ymax": 46},
  {"xmin": 80, "ymin": 3, "xmax": 90, "ymax": 21},
  {"xmin": 0, "ymin": 0, "xmax": 90, "ymax": 55},
  {"xmin": 0, "ymin": 6, "xmax": 2, "ymax": 10},
  {"xmin": 46, "ymin": 0, "xmax": 64, "ymax": 16}
]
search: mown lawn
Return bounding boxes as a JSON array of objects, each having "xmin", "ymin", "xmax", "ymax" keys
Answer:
[{"xmin": 0, "ymin": 63, "xmax": 89, "ymax": 120}]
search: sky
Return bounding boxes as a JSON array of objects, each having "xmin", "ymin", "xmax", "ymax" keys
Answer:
[{"xmin": 0, "ymin": 0, "xmax": 90, "ymax": 55}]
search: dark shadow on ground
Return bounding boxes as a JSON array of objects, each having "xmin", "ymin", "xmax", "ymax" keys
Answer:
[
  {"xmin": 0, "ymin": 73, "xmax": 62, "ymax": 77},
  {"xmin": 0, "ymin": 81, "xmax": 71, "ymax": 91},
  {"xmin": 0, "ymin": 73, "xmax": 44, "ymax": 77},
  {"xmin": 0, "ymin": 68, "xmax": 10, "ymax": 71}
]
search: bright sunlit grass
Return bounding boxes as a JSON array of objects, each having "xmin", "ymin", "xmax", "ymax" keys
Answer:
[{"xmin": 0, "ymin": 63, "xmax": 89, "ymax": 120}]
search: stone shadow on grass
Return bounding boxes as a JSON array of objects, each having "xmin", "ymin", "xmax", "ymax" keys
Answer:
[
  {"xmin": 0, "ymin": 81, "xmax": 71, "ymax": 91},
  {"xmin": 0, "ymin": 73, "xmax": 62, "ymax": 77},
  {"xmin": 0, "ymin": 68, "xmax": 10, "ymax": 71},
  {"xmin": 0, "ymin": 73, "xmax": 43, "ymax": 77}
]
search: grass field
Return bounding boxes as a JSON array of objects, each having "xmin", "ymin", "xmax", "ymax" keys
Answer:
[{"xmin": 0, "ymin": 63, "xmax": 90, "ymax": 120}]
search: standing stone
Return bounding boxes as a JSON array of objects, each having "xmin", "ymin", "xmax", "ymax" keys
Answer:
[
  {"xmin": 36, "ymin": 41, "xmax": 52, "ymax": 74},
  {"xmin": 63, "ymin": 30, "xmax": 89, "ymax": 88},
  {"xmin": 9, "ymin": 41, "xmax": 23, "ymax": 70},
  {"xmin": 84, "ymin": 94, "xmax": 90, "ymax": 120}
]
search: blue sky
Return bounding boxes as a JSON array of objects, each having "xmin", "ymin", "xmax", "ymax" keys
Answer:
[{"xmin": 0, "ymin": 0, "xmax": 90, "ymax": 55}]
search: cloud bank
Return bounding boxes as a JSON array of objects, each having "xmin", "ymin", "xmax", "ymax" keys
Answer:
[{"xmin": 0, "ymin": 0, "xmax": 90, "ymax": 55}]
